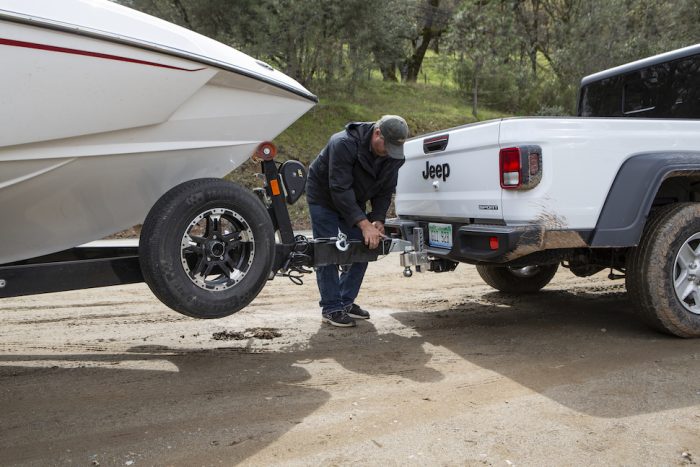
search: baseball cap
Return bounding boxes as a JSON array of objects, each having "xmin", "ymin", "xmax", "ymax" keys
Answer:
[{"xmin": 377, "ymin": 115, "xmax": 409, "ymax": 159}]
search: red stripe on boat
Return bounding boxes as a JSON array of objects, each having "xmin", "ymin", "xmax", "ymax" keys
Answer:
[{"xmin": 0, "ymin": 37, "xmax": 206, "ymax": 71}]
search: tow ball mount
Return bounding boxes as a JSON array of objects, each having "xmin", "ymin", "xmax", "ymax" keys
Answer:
[{"xmin": 399, "ymin": 227, "xmax": 429, "ymax": 277}]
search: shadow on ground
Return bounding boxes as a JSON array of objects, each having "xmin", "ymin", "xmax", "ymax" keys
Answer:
[
  {"xmin": 392, "ymin": 288, "xmax": 700, "ymax": 418},
  {"xmin": 2, "ymin": 287, "xmax": 699, "ymax": 464},
  {"xmin": 0, "ymin": 321, "xmax": 440, "ymax": 465}
]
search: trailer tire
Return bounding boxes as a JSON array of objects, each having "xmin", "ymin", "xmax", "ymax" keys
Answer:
[
  {"xmin": 626, "ymin": 202, "xmax": 700, "ymax": 337},
  {"xmin": 139, "ymin": 178, "xmax": 274, "ymax": 319},
  {"xmin": 476, "ymin": 264, "xmax": 558, "ymax": 293}
]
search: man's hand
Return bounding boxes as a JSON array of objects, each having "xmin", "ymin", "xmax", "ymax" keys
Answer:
[
  {"xmin": 372, "ymin": 220, "xmax": 385, "ymax": 236},
  {"xmin": 358, "ymin": 219, "xmax": 382, "ymax": 249}
]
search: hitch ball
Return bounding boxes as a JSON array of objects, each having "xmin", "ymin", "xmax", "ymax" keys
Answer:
[{"xmin": 403, "ymin": 267, "xmax": 413, "ymax": 278}]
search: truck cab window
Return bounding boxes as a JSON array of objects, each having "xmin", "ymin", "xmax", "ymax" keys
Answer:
[
  {"xmin": 623, "ymin": 68, "xmax": 662, "ymax": 115},
  {"xmin": 667, "ymin": 54, "xmax": 700, "ymax": 118},
  {"xmin": 581, "ymin": 53, "xmax": 700, "ymax": 119},
  {"xmin": 579, "ymin": 76, "xmax": 623, "ymax": 117}
]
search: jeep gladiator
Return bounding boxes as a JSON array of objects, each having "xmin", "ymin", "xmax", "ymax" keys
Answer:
[{"xmin": 387, "ymin": 44, "xmax": 700, "ymax": 337}]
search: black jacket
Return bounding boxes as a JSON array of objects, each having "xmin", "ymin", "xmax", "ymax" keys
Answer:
[{"xmin": 306, "ymin": 122, "xmax": 405, "ymax": 225}]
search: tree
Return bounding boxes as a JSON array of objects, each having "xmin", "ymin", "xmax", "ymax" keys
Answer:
[
  {"xmin": 119, "ymin": 0, "xmax": 700, "ymax": 115},
  {"xmin": 367, "ymin": 0, "xmax": 416, "ymax": 82},
  {"xmin": 533, "ymin": 0, "xmax": 699, "ymax": 109},
  {"xmin": 511, "ymin": 0, "xmax": 549, "ymax": 80},
  {"xmin": 119, "ymin": 0, "xmax": 260, "ymax": 46},
  {"xmin": 448, "ymin": 0, "xmax": 517, "ymax": 117},
  {"xmin": 122, "ymin": 0, "xmax": 340, "ymax": 85},
  {"xmin": 402, "ymin": 0, "xmax": 455, "ymax": 82}
]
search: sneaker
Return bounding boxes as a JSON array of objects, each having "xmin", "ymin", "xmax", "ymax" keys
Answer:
[
  {"xmin": 322, "ymin": 310, "xmax": 356, "ymax": 327},
  {"xmin": 346, "ymin": 303, "xmax": 370, "ymax": 320}
]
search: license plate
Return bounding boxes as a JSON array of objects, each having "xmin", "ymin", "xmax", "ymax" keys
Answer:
[{"xmin": 428, "ymin": 223, "xmax": 452, "ymax": 249}]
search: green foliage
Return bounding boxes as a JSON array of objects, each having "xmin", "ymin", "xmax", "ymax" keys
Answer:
[
  {"xmin": 225, "ymin": 79, "xmax": 504, "ymax": 227},
  {"xmin": 232, "ymin": 78, "xmax": 503, "ymax": 170},
  {"xmin": 119, "ymin": 0, "xmax": 700, "ymax": 225},
  {"xmin": 122, "ymin": 0, "xmax": 699, "ymax": 115}
]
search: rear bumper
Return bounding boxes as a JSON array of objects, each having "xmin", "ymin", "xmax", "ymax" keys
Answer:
[{"xmin": 385, "ymin": 218, "xmax": 592, "ymax": 264}]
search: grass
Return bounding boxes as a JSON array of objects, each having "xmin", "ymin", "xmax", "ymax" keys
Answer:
[
  {"xmin": 279, "ymin": 78, "xmax": 506, "ymax": 162},
  {"xmin": 226, "ymin": 78, "xmax": 507, "ymax": 228}
]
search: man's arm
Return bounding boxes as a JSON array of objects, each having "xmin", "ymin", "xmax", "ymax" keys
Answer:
[{"xmin": 367, "ymin": 165, "xmax": 402, "ymax": 224}]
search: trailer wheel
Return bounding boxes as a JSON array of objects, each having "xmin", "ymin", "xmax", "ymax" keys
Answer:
[
  {"xmin": 139, "ymin": 178, "xmax": 274, "ymax": 318},
  {"xmin": 476, "ymin": 264, "xmax": 558, "ymax": 293},
  {"xmin": 626, "ymin": 202, "xmax": 700, "ymax": 337}
]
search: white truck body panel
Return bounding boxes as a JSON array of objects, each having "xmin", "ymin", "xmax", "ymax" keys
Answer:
[
  {"xmin": 499, "ymin": 118, "xmax": 700, "ymax": 229},
  {"xmin": 397, "ymin": 117, "xmax": 700, "ymax": 230},
  {"xmin": 396, "ymin": 120, "xmax": 503, "ymax": 221}
]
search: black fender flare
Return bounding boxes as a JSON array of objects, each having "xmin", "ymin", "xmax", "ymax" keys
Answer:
[{"xmin": 591, "ymin": 152, "xmax": 700, "ymax": 247}]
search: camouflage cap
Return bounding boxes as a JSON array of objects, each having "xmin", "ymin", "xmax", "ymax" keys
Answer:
[{"xmin": 377, "ymin": 115, "xmax": 409, "ymax": 159}]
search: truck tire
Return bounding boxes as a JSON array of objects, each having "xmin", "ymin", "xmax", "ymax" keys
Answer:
[
  {"xmin": 139, "ymin": 178, "xmax": 274, "ymax": 318},
  {"xmin": 476, "ymin": 264, "xmax": 558, "ymax": 293},
  {"xmin": 626, "ymin": 202, "xmax": 700, "ymax": 337}
]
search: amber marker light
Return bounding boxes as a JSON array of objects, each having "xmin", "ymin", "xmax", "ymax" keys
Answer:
[{"xmin": 253, "ymin": 141, "xmax": 277, "ymax": 161}]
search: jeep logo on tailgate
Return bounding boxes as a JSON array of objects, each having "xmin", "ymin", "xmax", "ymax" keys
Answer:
[{"xmin": 422, "ymin": 161, "xmax": 450, "ymax": 182}]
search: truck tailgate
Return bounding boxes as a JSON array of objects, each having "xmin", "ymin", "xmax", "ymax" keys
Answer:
[{"xmin": 395, "ymin": 119, "xmax": 502, "ymax": 222}]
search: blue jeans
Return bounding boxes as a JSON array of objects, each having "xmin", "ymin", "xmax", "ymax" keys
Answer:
[{"xmin": 309, "ymin": 203, "xmax": 368, "ymax": 315}]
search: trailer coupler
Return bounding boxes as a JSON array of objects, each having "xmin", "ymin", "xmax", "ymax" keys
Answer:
[{"xmin": 271, "ymin": 230, "xmax": 429, "ymax": 285}]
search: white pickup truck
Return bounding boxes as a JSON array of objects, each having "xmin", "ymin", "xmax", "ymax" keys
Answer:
[{"xmin": 387, "ymin": 44, "xmax": 700, "ymax": 337}]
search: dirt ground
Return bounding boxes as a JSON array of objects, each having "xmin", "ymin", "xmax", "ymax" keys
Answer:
[{"xmin": 1, "ymin": 256, "xmax": 699, "ymax": 466}]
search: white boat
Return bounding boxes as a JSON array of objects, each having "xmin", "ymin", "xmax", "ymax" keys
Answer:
[{"xmin": 0, "ymin": 0, "xmax": 317, "ymax": 265}]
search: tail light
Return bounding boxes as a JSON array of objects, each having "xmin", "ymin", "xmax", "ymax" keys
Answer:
[
  {"xmin": 500, "ymin": 147, "xmax": 521, "ymax": 188},
  {"xmin": 499, "ymin": 145, "xmax": 542, "ymax": 190}
]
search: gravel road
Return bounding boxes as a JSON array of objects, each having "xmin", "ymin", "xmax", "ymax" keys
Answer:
[{"xmin": 1, "ymin": 257, "xmax": 699, "ymax": 466}]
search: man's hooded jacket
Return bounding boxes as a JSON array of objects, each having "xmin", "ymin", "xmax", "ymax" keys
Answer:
[{"xmin": 306, "ymin": 122, "xmax": 405, "ymax": 226}]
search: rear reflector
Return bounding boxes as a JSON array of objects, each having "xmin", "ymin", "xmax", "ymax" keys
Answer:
[
  {"xmin": 489, "ymin": 236, "xmax": 499, "ymax": 250},
  {"xmin": 269, "ymin": 179, "xmax": 281, "ymax": 196},
  {"xmin": 528, "ymin": 152, "xmax": 540, "ymax": 175}
]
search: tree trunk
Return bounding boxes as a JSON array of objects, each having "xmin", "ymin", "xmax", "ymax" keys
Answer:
[
  {"xmin": 379, "ymin": 63, "xmax": 398, "ymax": 82},
  {"xmin": 171, "ymin": 0, "xmax": 193, "ymax": 29},
  {"xmin": 472, "ymin": 74, "xmax": 479, "ymax": 119},
  {"xmin": 404, "ymin": 35, "xmax": 433, "ymax": 83},
  {"xmin": 514, "ymin": 0, "xmax": 542, "ymax": 81},
  {"xmin": 403, "ymin": 0, "xmax": 446, "ymax": 83},
  {"xmin": 472, "ymin": 60, "xmax": 482, "ymax": 119}
]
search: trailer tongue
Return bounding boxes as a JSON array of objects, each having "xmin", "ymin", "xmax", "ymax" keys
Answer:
[{"xmin": 254, "ymin": 143, "xmax": 429, "ymax": 285}]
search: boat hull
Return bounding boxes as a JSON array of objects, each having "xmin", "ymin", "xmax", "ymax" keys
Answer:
[{"xmin": 0, "ymin": 14, "xmax": 315, "ymax": 264}]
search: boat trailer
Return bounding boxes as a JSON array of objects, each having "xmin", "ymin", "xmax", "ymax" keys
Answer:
[{"xmin": 0, "ymin": 148, "xmax": 430, "ymax": 304}]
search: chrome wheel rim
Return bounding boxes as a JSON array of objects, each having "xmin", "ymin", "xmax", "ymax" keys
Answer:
[
  {"xmin": 673, "ymin": 232, "xmax": 700, "ymax": 315},
  {"xmin": 507, "ymin": 265, "xmax": 540, "ymax": 278},
  {"xmin": 180, "ymin": 208, "xmax": 255, "ymax": 291}
]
